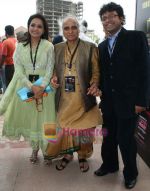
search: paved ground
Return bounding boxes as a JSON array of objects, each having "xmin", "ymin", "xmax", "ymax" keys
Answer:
[{"xmin": 0, "ymin": 116, "xmax": 150, "ymax": 191}]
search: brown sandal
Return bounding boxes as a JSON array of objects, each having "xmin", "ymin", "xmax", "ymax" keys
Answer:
[
  {"xmin": 56, "ymin": 155, "xmax": 73, "ymax": 171},
  {"xmin": 78, "ymin": 158, "xmax": 89, "ymax": 173}
]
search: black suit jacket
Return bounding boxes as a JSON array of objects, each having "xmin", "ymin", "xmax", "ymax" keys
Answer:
[{"xmin": 99, "ymin": 27, "xmax": 150, "ymax": 118}]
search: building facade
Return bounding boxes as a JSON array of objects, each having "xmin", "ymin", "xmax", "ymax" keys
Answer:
[{"xmin": 36, "ymin": 0, "xmax": 83, "ymax": 38}]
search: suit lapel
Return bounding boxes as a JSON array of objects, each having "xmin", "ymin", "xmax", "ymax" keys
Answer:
[
  {"xmin": 111, "ymin": 28, "xmax": 127, "ymax": 58},
  {"xmin": 103, "ymin": 38, "xmax": 110, "ymax": 59}
]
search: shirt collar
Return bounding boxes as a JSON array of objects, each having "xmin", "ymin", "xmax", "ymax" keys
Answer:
[{"xmin": 108, "ymin": 28, "xmax": 122, "ymax": 40}]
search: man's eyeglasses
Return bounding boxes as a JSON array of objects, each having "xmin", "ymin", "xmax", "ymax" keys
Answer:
[{"xmin": 101, "ymin": 14, "xmax": 119, "ymax": 22}]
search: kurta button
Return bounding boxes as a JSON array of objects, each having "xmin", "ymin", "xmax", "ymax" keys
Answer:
[
  {"xmin": 112, "ymin": 89, "xmax": 115, "ymax": 92},
  {"xmin": 110, "ymin": 63, "xmax": 113, "ymax": 66},
  {"xmin": 110, "ymin": 75, "xmax": 113, "ymax": 79}
]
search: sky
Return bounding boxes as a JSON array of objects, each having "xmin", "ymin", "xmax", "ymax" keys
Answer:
[{"xmin": 0, "ymin": 0, "xmax": 136, "ymax": 38}]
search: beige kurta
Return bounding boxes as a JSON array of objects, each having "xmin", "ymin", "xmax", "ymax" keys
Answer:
[
  {"xmin": 45, "ymin": 41, "xmax": 102, "ymax": 159},
  {"xmin": 57, "ymin": 43, "xmax": 102, "ymax": 129}
]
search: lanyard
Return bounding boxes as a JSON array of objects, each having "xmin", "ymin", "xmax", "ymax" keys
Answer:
[
  {"xmin": 66, "ymin": 39, "xmax": 80, "ymax": 70},
  {"xmin": 30, "ymin": 39, "xmax": 41, "ymax": 71},
  {"xmin": 108, "ymin": 37, "xmax": 117, "ymax": 56}
]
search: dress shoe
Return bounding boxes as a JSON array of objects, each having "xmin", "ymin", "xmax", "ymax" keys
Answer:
[
  {"xmin": 94, "ymin": 167, "xmax": 119, "ymax": 176},
  {"xmin": 125, "ymin": 178, "xmax": 137, "ymax": 189}
]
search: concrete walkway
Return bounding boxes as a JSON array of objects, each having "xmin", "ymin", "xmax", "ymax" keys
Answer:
[{"xmin": 0, "ymin": 116, "xmax": 150, "ymax": 191}]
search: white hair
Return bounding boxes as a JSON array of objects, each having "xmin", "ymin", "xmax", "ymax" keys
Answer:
[{"xmin": 62, "ymin": 15, "xmax": 79, "ymax": 29}]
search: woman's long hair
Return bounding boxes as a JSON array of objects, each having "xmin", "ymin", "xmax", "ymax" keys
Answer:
[{"xmin": 24, "ymin": 13, "xmax": 49, "ymax": 46}]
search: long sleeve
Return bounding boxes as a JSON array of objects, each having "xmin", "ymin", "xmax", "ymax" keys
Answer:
[
  {"xmin": 41, "ymin": 43, "xmax": 55, "ymax": 88},
  {"xmin": 90, "ymin": 46, "xmax": 100, "ymax": 85},
  {"xmin": 14, "ymin": 43, "xmax": 33, "ymax": 89},
  {"xmin": 135, "ymin": 32, "xmax": 150, "ymax": 107}
]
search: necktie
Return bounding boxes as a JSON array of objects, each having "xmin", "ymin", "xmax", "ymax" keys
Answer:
[{"xmin": 108, "ymin": 37, "xmax": 117, "ymax": 56}]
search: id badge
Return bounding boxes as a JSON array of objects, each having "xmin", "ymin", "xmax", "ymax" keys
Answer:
[
  {"xmin": 65, "ymin": 76, "xmax": 75, "ymax": 92},
  {"xmin": 29, "ymin": 74, "xmax": 39, "ymax": 82}
]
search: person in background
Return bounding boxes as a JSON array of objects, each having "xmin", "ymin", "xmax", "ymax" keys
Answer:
[
  {"xmin": 0, "ymin": 37, "xmax": 2, "ymax": 61},
  {"xmin": 0, "ymin": 25, "xmax": 17, "ymax": 88},
  {"xmin": 79, "ymin": 20, "xmax": 96, "ymax": 44},
  {"xmin": 94, "ymin": 2, "xmax": 150, "ymax": 189},
  {"xmin": 0, "ymin": 13, "xmax": 56, "ymax": 164},
  {"xmin": 0, "ymin": 37, "xmax": 3, "ymax": 93},
  {"xmin": 47, "ymin": 15, "xmax": 102, "ymax": 172},
  {"xmin": 52, "ymin": 20, "xmax": 64, "ymax": 45},
  {"xmin": 52, "ymin": 34, "xmax": 63, "ymax": 45},
  {"xmin": 52, "ymin": 19, "xmax": 65, "ymax": 45},
  {"xmin": 16, "ymin": 31, "xmax": 27, "ymax": 43},
  {"xmin": 0, "ymin": 38, "xmax": 6, "ymax": 93}
]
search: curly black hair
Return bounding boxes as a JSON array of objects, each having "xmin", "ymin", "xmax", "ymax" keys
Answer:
[{"xmin": 99, "ymin": 2, "xmax": 125, "ymax": 25}]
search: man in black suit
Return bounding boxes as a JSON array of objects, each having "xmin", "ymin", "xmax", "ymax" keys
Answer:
[{"xmin": 94, "ymin": 2, "xmax": 150, "ymax": 189}]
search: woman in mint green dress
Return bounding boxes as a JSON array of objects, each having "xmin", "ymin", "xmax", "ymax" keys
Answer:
[{"xmin": 0, "ymin": 13, "xmax": 56, "ymax": 163}]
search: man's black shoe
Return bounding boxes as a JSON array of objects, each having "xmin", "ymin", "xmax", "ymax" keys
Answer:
[
  {"xmin": 125, "ymin": 178, "xmax": 137, "ymax": 189},
  {"xmin": 94, "ymin": 167, "xmax": 119, "ymax": 176}
]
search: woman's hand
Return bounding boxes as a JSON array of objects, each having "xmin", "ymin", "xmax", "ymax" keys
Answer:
[
  {"xmin": 50, "ymin": 76, "xmax": 59, "ymax": 88},
  {"xmin": 87, "ymin": 83, "xmax": 102, "ymax": 96},
  {"xmin": 31, "ymin": 85, "xmax": 44, "ymax": 99}
]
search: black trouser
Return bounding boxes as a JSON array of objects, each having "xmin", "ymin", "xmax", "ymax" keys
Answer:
[
  {"xmin": 101, "ymin": 111, "xmax": 138, "ymax": 181},
  {"xmin": 5, "ymin": 65, "xmax": 14, "ymax": 87}
]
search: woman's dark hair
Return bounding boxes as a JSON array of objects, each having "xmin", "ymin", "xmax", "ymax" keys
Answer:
[
  {"xmin": 24, "ymin": 13, "xmax": 49, "ymax": 46},
  {"xmin": 99, "ymin": 2, "xmax": 125, "ymax": 25}
]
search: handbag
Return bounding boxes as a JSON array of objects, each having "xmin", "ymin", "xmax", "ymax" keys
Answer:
[{"xmin": 135, "ymin": 109, "xmax": 150, "ymax": 167}]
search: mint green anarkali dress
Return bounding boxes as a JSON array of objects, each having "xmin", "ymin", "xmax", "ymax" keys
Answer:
[{"xmin": 0, "ymin": 39, "xmax": 56, "ymax": 154}]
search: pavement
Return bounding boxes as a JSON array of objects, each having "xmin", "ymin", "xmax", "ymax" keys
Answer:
[{"xmin": 0, "ymin": 115, "xmax": 150, "ymax": 191}]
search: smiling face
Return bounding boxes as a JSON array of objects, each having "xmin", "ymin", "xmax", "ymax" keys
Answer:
[
  {"xmin": 29, "ymin": 18, "xmax": 44, "ymax": 40},
  {"xmin": 63, "ymin": 18, "xmax": 80, "ymax": 43},
  {"xmin": 101, "ymin": 11, "xmax": 123, "ymax": 36}
]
